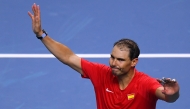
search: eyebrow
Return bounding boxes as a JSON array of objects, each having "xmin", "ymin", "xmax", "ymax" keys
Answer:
[{"xmin": 110, "ymin": 54, "xmax": 126, "ymax": 61}]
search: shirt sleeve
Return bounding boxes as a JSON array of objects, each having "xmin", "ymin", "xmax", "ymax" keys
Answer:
[
  {"xmin": 81, "ymin": 58, "xmax": 111, "ymax": 86},
  {"xmin": 145, "ymin": 77, "xmax": 162, "ymax": 100},
  {"xmin": 149, "ymin": 78, "xmax": 162, "ymax": 95}
]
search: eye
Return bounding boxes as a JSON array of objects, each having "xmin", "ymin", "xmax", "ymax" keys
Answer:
[
  {"xmin": 117, "ymin": 58, "xmax": 125, "ymax": 61},
  {"xmin": 110, "ymin": 55, "xmax": 114, "ymax": 59},
  {"xmin": 118, "ymin": 59, "xmax": 122, "ymax": 61}
]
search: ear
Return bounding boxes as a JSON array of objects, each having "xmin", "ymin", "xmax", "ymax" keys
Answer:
[{"xmin": 131, "ymin": 58, "xmax": 138, "ymax": 67}]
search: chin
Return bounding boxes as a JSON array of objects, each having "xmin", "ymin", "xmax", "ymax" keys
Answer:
[{"xmin": 112, "ymin": 71, "xmax": 119, "ymax": 76}]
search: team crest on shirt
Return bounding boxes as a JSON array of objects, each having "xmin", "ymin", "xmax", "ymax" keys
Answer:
[{"xmin": 127, "ymin": 93, "xmax": 135, "ymax": 100}]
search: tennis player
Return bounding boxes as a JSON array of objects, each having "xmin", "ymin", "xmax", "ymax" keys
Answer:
[{"xmin": 28, "ymin": 3, "xmax": 180, "ymax": 109}]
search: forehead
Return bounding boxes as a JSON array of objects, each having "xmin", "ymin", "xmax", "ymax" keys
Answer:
[{"xmin": 111, "ymin": 45, "xmax": 130, "ymax": 58}]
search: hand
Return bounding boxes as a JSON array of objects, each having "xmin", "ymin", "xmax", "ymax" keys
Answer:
[
  {"xmin": 28, "ymin": 3, "xmax": 43, "ymax": 36},
  {"xmin": 157, "ymin": 77, "xmax": 180, "ymax": 96}
]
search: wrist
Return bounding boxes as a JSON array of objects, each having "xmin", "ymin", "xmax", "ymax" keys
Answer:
[
  {"xmin": 36, "ymin": 30, "xmax": 44, "ymax": 37},
  {"xmin": 36, "ymin": 29, "xmax": 48, "ymax": 39}
]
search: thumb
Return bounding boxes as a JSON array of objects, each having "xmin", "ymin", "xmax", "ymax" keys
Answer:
[{"xmin": 162, "ymin": 90, "xmax": 166, "ymax": 94}]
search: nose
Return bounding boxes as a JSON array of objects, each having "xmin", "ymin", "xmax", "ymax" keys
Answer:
[{"xmin": 111, "ymin": 58, "xmax": 117, "ymax": 66}]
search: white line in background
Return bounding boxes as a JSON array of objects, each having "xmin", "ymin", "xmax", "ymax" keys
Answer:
[{"xmin": 0, "ymin": 54, "xmax": 190, "ymax": 58}]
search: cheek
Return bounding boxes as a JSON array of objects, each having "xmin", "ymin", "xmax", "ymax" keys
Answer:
[
  {"xmin": 109, "ymin": 59, "xmax": 112, "ymax": 65},
  {"xmin": 120, "ymin": 62, "xmax": 132, "ymax": 70}
]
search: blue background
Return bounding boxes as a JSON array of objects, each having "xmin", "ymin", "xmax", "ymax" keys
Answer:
[{"xmin": 0, "ymin": 0, "xmax": 190, "ymax": 109}]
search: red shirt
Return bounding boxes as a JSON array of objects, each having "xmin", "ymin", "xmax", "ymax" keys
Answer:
[{"xmin": 81, "ymin": 59, "xmax": 161, "ymax": 109}]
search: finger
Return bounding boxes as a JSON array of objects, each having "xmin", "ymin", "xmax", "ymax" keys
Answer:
[
  {"xmin": 31, "ymin": 4, "xmax": 35, "ymax": 16},
  {"xmin": 33, "ymin": 3, "xmax": 38, "ymax": 16},
  {"xmin": 28, "ymin": 11, "xmax": 34, "ymax": 19},
  {"xmin": 166, "ymin": 78, "xmax": 176, "ymax": 82},
  {"xmin": 37, "ymin": 5, "xmax": 40, "ymax": 17},
  {"xmin": 165, "ymin": 78, "xmax": 171, "ymax": 80},
  {"xmin": 171, "ymin": 79, "xmax": 176, "ymax": 83},
  {"xmin": 162, "ymin": 77, "xmax": 172, "ymax": 83},
  {"xmin": 165, "ymin": 78, "xmax": 177, "ymax": 83},
  {"xmin": 35, "ymin": 4, "xmax": 38, "ymax": 16},
  {"xmin": 37, "ymin": 5, "xmax": 41, "ymax": 24},
  {"xmin": 163, "ymin": 77, "xmax": 171, "ymax": 81},
  {"xmin": 161, "ymin": 90, "xmax": 166, "ymax": 94},
  {"xmin": 157, "ymin": 78, "xmax": 166, "ymax": 86}
]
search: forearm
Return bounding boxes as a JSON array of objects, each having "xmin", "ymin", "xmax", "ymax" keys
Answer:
[{"xmin": 41, "ymin": 35, "xmax": 74, "ymax": 64}]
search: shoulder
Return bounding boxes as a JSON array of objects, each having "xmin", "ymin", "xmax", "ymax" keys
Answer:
[
  {"xmin": 134, "ymin": 69, "xmax": 158, "ymax": 83},
  {"xmin": 134, "ymin": 69, "xmax": 162, "ymax": 96},
  {"xmin": 135, "ymin": 70, "xmax": 151, "ymax": 79},
  {"xmin": 81, "ymin": 58, "xmax": 111, "ymax": 73},
  {"xmin": 81, "ymin": 58, "xmax": 109, "ymax": 68}
]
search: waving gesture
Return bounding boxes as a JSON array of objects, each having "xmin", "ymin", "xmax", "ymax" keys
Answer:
[
  {"xmin": 157, "ymin": 77, "xmax": 180, "ymax": 102},
  {"xmin": 28, "ymin": 3, "xmax": 43, "ymax": 37}
]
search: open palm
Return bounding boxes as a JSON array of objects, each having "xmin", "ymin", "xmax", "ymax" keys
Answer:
[
  {"xmin": 28, "ymin": 3, "xmax": 42, "ymax": 36},
  {"xmin": 163, "ymin": 82, "xmax": 179, "ymax": 95}
]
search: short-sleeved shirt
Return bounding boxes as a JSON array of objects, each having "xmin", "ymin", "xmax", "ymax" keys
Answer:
[{"xmin": 81, "ymin": 59, "xmax": 161, "ymax": 109}]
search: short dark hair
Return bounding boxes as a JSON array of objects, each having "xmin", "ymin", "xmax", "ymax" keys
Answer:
[{"xmin": 113, "ymin": 38, "xmax": 140, "ymax": 60}]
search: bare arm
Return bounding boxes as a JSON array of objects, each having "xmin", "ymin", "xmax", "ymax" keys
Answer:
[
  {"xmin": 28, "ymin": 3, "xmax": 83, "ymax": 75},
  {"xmin": 156, "ymin": 78, "xmax": 180, "ymax": 103},
  {"xmin": 42, "ymin": 36, "xmax": 83, "ymax": 74}
]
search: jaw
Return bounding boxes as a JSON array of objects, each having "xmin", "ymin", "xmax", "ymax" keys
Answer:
[
  {"xmin": 112, "ymin": 69, "xmax": 126, "ymax": 77},
  {"xmin": 112, "ymin": 68, "xmax": 134, "ymax": 78},
  {"xmin": 111, "ymin": 68, "xmax": 122, "ymax": 76},
  {"xmin": 112, "ymin": 71, "xmax": 118, "ymax": 76}
]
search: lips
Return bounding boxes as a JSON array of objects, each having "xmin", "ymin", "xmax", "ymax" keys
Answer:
[{"xmin": 111, "ymin": 68, "xmax": 119, "ymax": 71}]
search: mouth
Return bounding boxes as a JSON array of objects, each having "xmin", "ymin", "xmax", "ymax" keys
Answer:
[{"xmin": 111, "ymin": 67, "xmax": 120, "ymax": 71}]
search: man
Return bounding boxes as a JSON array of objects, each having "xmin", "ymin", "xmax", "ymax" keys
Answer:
[{"xmin": 28, "ymin": 3, "xmax": 180, "ymax": 109}]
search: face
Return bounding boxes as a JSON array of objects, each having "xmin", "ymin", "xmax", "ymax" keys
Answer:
[{"xmin": 109, "ymin": 46, "xmax": 137, "ymax": 76}]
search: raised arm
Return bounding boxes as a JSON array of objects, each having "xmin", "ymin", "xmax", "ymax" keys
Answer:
[{"xmin": 28, "ymin": 3, "xmax": 83, "ymax": 75}]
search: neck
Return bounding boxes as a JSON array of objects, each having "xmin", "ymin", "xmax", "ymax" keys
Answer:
[{"xmin": 118, "ymin": 68, "xmax": 135, "ymax": 90}]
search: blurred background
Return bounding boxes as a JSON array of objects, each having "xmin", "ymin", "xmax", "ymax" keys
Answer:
[{"xmin": 0, "ymin": 0, "xmax": 190, "ymax": 109}]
